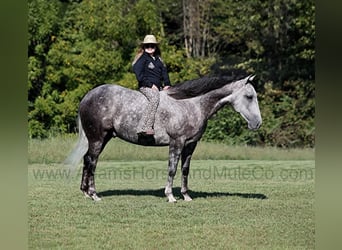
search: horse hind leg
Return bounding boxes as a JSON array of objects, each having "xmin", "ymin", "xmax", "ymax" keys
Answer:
[
  {"xmin": 81, "ymin": 133, "xmax": 112, "ymax": 201},
  {"xmin": 81, "ymin": 151, "xmax": 101, "ymax": 201}
]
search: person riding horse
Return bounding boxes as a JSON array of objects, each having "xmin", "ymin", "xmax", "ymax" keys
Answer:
[
  {"xmin": 66, "ymin": 73, "xmax": 262, "ymax": 202},
  {"xmin": 132, "ymin": 35, "xmax": 171, "ymax": 136}
]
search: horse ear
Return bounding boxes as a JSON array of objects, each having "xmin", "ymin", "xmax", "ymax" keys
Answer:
[{"xmin": 247, "ymin": 75, "xmax": 255, "ymax": 82}]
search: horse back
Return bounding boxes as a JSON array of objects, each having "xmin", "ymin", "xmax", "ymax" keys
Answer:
[{"xmin": 78, "ymin": 84, "xmax": 203, "ymax": 146}]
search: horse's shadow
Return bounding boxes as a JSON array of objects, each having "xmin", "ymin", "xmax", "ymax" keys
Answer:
[{"xmin": 97, "ymin": 187, "xmax": 267, "ymax": 200}]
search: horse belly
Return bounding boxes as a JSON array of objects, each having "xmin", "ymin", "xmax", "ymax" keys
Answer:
[{"xmin": 112, "ymin": 107, "xmax": 170, "ymax": 146}]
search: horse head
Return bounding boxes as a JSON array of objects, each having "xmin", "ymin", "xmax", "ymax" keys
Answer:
[{"xmin": 227, "ymin": 75, "xmax": 262, "ymax": 130}]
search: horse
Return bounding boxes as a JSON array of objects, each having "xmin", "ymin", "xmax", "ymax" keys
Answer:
[{"xmin": 65, "ymin": 75, "xmax": 262, "ymax": 202}]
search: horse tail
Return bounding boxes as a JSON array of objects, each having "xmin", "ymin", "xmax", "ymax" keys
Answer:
[{"xmin": 64, "ymin": 115, "xmax": 88, "ymax": 171}]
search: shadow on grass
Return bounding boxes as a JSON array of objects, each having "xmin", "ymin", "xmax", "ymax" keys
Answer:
[{"xmin": 98, "ymin": 187, "xmax": 267, "ymax": 200}]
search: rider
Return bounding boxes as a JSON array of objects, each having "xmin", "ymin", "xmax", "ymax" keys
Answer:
[{"xmin": 132, "ymin": 35, "xmax": 171, "ymax": 135}]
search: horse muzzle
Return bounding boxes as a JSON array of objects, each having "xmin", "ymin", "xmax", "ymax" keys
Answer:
[{"xmin": 248, "ymin": 119, "xmax": 262, "ymax": 130}]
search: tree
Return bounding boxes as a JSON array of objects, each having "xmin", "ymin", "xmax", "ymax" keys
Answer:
[
  {"xmin": 209, "ymin": 0, "xmax": 315, "ymax": 85},
  {"xmin": 28, "ymin": 0, "xmax": 168, "ymax": 137},
  {"xmin": 182, "ymin": 0, "xmax": 213, "ymax": 58},
  {"xmin": 28, "ymin": 0, "xmax": 62, "ymax": 103},
  {"xmin": 28, "ymin": 0, "xmax": 315, "ymax": 147}
]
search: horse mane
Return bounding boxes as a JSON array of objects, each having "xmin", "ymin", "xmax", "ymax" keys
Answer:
[{"xmin": 167, "ymin": 75, "xmax": 245, "ymax": 99}]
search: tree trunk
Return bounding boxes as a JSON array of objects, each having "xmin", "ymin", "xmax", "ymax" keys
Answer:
[{"xmin": 183, "ymin": 0, "xmax": 211, "ymax": 58}]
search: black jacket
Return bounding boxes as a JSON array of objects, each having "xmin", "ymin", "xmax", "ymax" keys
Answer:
[{"xmin": 133, "ymin": 52, "xmax": 171, "ymax": 89}]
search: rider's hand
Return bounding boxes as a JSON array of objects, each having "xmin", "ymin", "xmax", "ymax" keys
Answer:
[
  {"xmin": 163, "ymin": 86, "xmax": 170, "ymax": 90},
  {"xmin": 152, "ymin": 84, "xmax": 159, "ymax": 91}
]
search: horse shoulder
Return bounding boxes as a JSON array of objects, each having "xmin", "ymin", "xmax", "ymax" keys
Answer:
[{"xmin": 159, "ymin": 93, "xmax": 205, "ymax": 138}]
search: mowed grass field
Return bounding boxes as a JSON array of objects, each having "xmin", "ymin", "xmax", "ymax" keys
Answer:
[{"xmin": 28, "ymin": 136, "xmax": 315, "ymax": 249}]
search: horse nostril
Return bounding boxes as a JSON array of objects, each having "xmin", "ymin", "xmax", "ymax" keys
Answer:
[
  {"xmin": 256, "ymin": 120, "xmax": 262, "ymax": 129},
  {"xmin": 252, "ymin": 121, "xmax": 261, "ymax": 130}
]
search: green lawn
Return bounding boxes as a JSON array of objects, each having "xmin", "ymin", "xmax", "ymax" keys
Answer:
[{"xmin": 29, "ymin": 159, "xmax": 314, "ymax": 249}]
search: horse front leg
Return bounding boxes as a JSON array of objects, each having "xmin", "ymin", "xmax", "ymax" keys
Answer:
[
  {"xmin": 165, "ymin": 139, "xmax": 184, "ymax": 203},
  {"xmin": 180, "ymin": 142, "xmax": 197, "ymax": 201}
]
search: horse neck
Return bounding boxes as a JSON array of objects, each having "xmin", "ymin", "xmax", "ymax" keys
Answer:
[{"xmin": 199, "ymin": 81, "xmax": 244, "ymax": 118}]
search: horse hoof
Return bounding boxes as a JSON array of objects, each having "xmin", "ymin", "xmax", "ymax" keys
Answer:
[
  {"xmin": 82, "ymin": 191, "xmax": 101, "ymax": 201},
  {"xmin": 91, "ymin": 193, "xmax": 102, "ymax": 202},
  {"xmin": 183, "ymin": 194, "xmax": 193, "ymax": 201},
  {"xmin": 166, "ymin": 195, "xmax": 177, "ymax": 203}
]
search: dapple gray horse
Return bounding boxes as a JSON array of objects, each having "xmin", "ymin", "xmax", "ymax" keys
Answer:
[{"xmin": 66, "ymin": 75, "xmax": 262, "ymax": 202}]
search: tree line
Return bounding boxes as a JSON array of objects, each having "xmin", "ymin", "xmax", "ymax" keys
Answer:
[{"xmin": 28, "ymin": 0, "xmax": 315, "ymax": 147}]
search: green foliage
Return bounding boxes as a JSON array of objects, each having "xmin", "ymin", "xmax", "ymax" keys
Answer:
[
  {"xmin": 210, "ymin": 0, "xmax": 315, "ymax": 85},
  {"xmin": 28, "ymin": 0, "xmax": 315, "ymax": 148}
]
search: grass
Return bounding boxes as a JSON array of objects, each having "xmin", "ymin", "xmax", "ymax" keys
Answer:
[
  {"xmin": 28, "ymin": 134, "xmax": 314, "ymax": 163},
  {"xmin": 28, "ymin": 136, "xmax": 315, "ymax": 249}
]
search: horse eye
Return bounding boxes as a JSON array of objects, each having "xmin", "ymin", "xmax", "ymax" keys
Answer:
[{"xmin": 246, "ymin": 95, "xmax": 253, "ymax": 100}]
